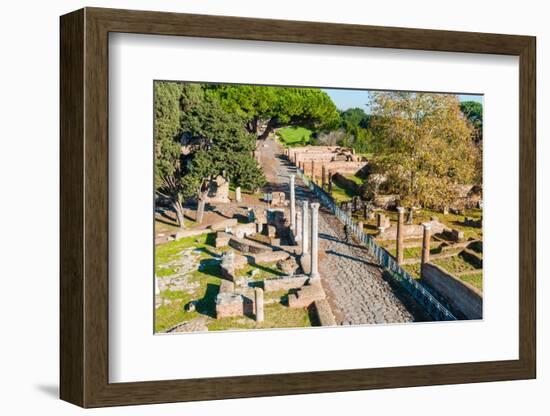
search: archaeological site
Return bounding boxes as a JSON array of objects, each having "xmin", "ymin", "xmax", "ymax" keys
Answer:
[{"xmin": 154, "ymin": 82, "xmax": 483, "ymax": 333}]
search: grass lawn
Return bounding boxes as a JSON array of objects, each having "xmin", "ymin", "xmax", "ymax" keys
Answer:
[
  {"xmin": 458, "ymin": 272, "xmax": 483, "ymax": 292},
  {"xmin": 386, "ymin": 243, "xmax": 443, "ymax": 260},
  {"xmin": 277, "ymin": 126, "xmax": 313, "ymax": 147},
  {"xmin": 432, "ymin": 254, "xmax": 479, "ymax": 275},
  {"xmin": 345, "ymin": 175, "xmax": 364, "ymax": 186},
  {"xmin": 402, "ymin": 263, "xmax": 421, "ymax": 279},
  {"xmin": 330, "ymin": 181, "xmax": 358, "ymax": 203},
  {"xmin": 155, "ymin": 234, "xmax": 313, "ymax": 332}
]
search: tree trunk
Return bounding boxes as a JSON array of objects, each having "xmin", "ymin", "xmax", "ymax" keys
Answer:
[
  {"xmin": 258, "ymin": 118, "xmax": 276, "ymax": 141},
  {"xmin": 174, "ymin": 199, "xmax": 186, "ymax": 229},
  {"xmin": 246, "ymin": 117, "xmax": 259, "ymax": 134}
]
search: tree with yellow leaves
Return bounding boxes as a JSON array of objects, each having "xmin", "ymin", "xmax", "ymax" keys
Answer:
[{"xmin": 369, "ymin": 92, "xmax": 480, "ymax": 209}]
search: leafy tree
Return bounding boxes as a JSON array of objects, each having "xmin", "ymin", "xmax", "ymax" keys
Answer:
[
  {"xmin": 209, "ymin": 85, "xmax": 340, "ymax": 140},
  {"xmin": 369, "ymin": 92, "xmax": 479, "ymax": 209},
  {"xmin": 155, "ymin": 82, "xmax": 266, "ymax": 227},
  {"xmin": 154, "ymin": 81, "xmax": 188, "ymax": 227},
  {"xmin": 460, "ymin": 100, "xmax": 483, "ymax": 142},
  {"xmin": 340, "ymin": 107, "xmax": 370, "ymax": 129}
]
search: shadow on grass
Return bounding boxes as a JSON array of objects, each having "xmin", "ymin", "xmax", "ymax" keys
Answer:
[
  {"xmin": 205, "ymin": 233, "xmax": 217, "ymax": 248},
  {"xmin": 195, "ymin": 283, "xmax": 220, "ymax": 318}
]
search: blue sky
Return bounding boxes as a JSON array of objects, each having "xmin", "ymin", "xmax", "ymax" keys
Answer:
[{"xmin": 322, "ymin": 88, "xmax": 483, "ymax": 111}]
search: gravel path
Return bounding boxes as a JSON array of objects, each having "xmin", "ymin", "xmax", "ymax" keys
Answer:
[{"xmin": 262, "ymin": 137, "xmax": 419, "ymax": 325}]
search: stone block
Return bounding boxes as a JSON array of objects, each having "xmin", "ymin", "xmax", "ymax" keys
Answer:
[
  {"xmin": 215, "ymin": 231, "xmax": 231, "ymax": 248},
  {"xmin": 215, "ymin": 293, "xmax": 244, "ymax": 319},
  {"xmin": 451, "ymin": 229, "xmax": 465, "ymax": 242},
  {"xmin": 250, "ymin": 250, "xmax": 289, "ymax": 264},
  {"xmin": 219, "ymin": 279, "xmax": 235, "ymax": 293},
  {"xmin": 288, "ymin": 282, "xmax": 326, "ymax": 308},
  {"xmin": 266, "ymin": 225, "xmax": 277, "ymax": 238},
  {"xmin": 220, "ymin": 251, "xmax": 248, "ymax": 281},
  {"xmin": 249, "ymin": 207, "xmax": 267, "ymax": 224},
  {"xmin": 277, "ymin": 257, "xmax": 299, "ymax": 275},
  {"xmin": 264, "ymin": 274, "xmax": 310, "ymax": 292},
  {"xmin": 271, "ymin": 191, "xmax": 286, "ymax": 207},
  {"xmin": 269, "ymin": 238, "xmax": 281, "ymax": 246},
  {"xmin": 229, "ymin": 236, "xmax": 272, "ymax": 254},
  {"xmin": 232, "ymin": 223, "xmax": 257, "ymax": 239},
  {"xmin": 210, "ymin": 218, "xmax": 238, "ymax": 231},
  {"xmin": 313, "ymin": 299, "xmax": 336, "ymax": 326}
]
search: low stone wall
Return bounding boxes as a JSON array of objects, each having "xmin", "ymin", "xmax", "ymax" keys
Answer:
[
  {"xmin": 231, "ymin": 222, "xmax": 257, "ymax": 239},
  {"xmin": 264, "ymin": 274, "xmax": 309, "ymax": 292},
  {"xmin": 378, "ymin": 219, "xmax": 446, "ymax": 240},
  {"xmin": 210, "ymin": 218, "xmax": 238, "ymax": 231},
  {"xmin": 421, "ymin": 263, "xmax": 482, "ymax": 320},
  {"xmin": 229, "ymin": 236, "xmax": 272, "ymax": 254},
  {"xmin": 312, "ymin": 299, "xmax": 336, "ymax": 326},
  {"xmin": 249, "ymin": 250, "xmax": 290, "ymax": 265},
  {"xmin": 316, "ymin": 161, "xmax": 367, "ymax": 178},
  {"xmin": 215, "ymin": 293, "xmax": 244, "ymax": 318},
  {"xmin": 288, "ymin": 282, "xmax": 326, "ymax": 308}
]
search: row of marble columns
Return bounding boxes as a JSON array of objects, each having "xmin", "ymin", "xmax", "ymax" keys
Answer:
[
  {"xmin": 395, "ymin": 206, "xmax": 432, "ymax": 269},
  {"xmin": 289, "ymin": 175, "xmax": 320, "ymax": 279}
]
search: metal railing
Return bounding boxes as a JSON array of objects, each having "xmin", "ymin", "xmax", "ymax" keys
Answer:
[{"xmin": 296, "ymin": 168, "xmax": 456, "ymax": 321}]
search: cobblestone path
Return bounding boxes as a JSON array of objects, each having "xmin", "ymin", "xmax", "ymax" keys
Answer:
[{"xmin": 263, "ymin": 137, "xmax": 421, "ymax": 325}]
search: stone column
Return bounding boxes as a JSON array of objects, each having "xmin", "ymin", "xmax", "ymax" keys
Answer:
[
  {"xmin": 406, "ymin": 207, "xmax": 414, "ymax": 224},
  {"xmin": 421, "ymin": 223, "xmax": 432, "ymax": 265},
  {"xmin": 322, "ymin": 165, "xmax": 326, "ymax": 189},
  {"xmin": 295, "ymin": 210, "xmax": 302, "ymax": 242},
  {"xmin": 396, "ymin": 207, "xmax": 405, "ymax": 265},
  {"xmin": 301, "ymin": 200, "xmax": 309, "ymax": 254},
  {"xmin": 310, "ymin": 203, "xmax": 320, "ymax": 279},
  {"xmin": 235, "ymin": 186, "xmax": 242, "ymax": 202},
  {"xmin": 328, "ymin": 172, "xmax": 333, "ymax": 194},
  {"xmin": 290, "ymin": 174, "xmax": 296, "ymax": 233},
  {"xmin": 254, "ymin": 287, "xmax": 264, "ymax": 322}
]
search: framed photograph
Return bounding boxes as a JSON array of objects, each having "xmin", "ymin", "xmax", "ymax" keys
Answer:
[{"xmin": 60, "ymin": 7, "xmax": 536, "ymax": 408}]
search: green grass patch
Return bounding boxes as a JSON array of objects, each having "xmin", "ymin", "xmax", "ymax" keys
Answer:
[
  {"xmin": 386, "ymin": 244, "xmax": 443, "ymax": 260},
  {"xmin": 459, "ymin": 272, "xmax": 483, "ymax": 292},
  {"xmin": 330, "ymin": 181, "xmax": 357, "ymax": 203},
  {"xmin": 432, "ymin": 255, "xmax": 478, "ymax": 275},
  {"xmin": 345, "ymin": 175, "xmax": 364, "ymax": 185},
  {"xmin": 206, "ymin": 298, "xmax": 312, "ymax": 331},
  {"xmin": 277, "ymin": 126, "xmax": 313, "ymax": 147},
  {"xmin": 155, "ymin": 235, "xmax": 313, "ymax": 332},
  {"xmin": 401, "ymin": 263, "xmax": 421, "ymax": 279}
]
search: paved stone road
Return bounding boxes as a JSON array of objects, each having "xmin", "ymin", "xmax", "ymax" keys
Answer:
[{"xmin": 261, "ymin": 137, "xmax": 419, "ymax": 325}]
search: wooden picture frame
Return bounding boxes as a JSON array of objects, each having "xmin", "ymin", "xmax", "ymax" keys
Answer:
[{"xmin": 60, "ymin": 7, "xmax": 536, "ymax": 408}]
